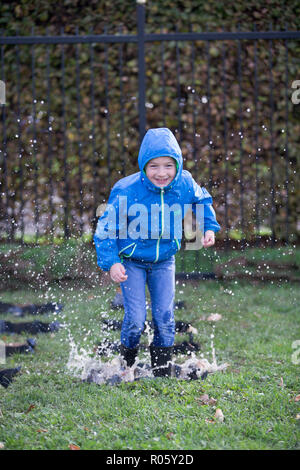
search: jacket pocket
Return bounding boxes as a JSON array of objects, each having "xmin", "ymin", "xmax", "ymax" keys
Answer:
[{"xmin": 119, "ymin": 242, "xmax": 137, "ymax": 258}]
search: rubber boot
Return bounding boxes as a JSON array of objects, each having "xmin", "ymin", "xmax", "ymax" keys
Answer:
[
  {"xmin": 22, "ymin": 302, "xmax": 63, "ymax": 315},
  {"xmin": 0, "ymin": 366, "xmax": 21, "ymax": 388},
  {"xmin": 0, "ymin": 320, "xmax": 60, "ymax": 334},
  {"xmin": 5, "ymin": 338, "xmax": 36, "ymax": 356},
  {"xmin": 120, "ymin": 344, "xmax": 138, "ymax": 367},
  {"xmin": 150, "ymin": 344, "xmax": 173, "ymax": 377}
]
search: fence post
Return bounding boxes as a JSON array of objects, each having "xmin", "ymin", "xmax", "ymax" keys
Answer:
[{"xmin": 137, "ymin": 0, "xmax": 146, "ymax": 142}]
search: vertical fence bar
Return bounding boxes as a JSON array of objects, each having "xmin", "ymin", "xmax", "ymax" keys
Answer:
[
  {"xmin": 15, "ymin": 34, "xmax": 24, "ymax": 243},
  {"xmin": 284, "ymin": 27, "xmax": 290, "ymax": 245},
  {"xmin": 190, "ymin": 27, "xmax": 197, "ymax": 168},
  {"xmin": 221, "ymin": 37, "xmax": 229, "ymax": 250},
  {"xmin": 268, "ymin": 25, "xmax": 276, "ymax": 246},
  {"xmin": 190, "ymin": 27, "xmax": 199, "ymax": 268},
  {"xmin": 253, "ymin": 25, "xmax": 260, "ymax": 245},
  {"xmin": 75, "ymin": 27, "xmax": 83, "ymax": 237},
  {"xmin": 160, "ymin": 27, "xmax": 166, "ymax": 128},
  {"xmin": 0, "ymin": 34, "xmax": 8, "ymax": 240},
  {"xmin": 237, "ymin": 29, "xmax": 245, "ymax": 245},
  {"xmin": 205, "ymin": 38, "xmax": 213, "ymax": 194},
  {"xmin": 89, "ymin": 28, "xmax": 97, "ymax": 233},
  {"xmin": 175, "ymin": 26, "xmax": 184, "ymax": 271},
  {"xmin": 61, "ymin": 28, "xmax": 70, "ymax": 239},
  {"xmin": 118, "ymin": 26, "xmax": 126, "ymax": 177},
  {"xmin": 104, "ymin": 27, "xmax": 111, "ymax": 190},
  {"xmin": 10, "ymin": 35, "xmax": 16, "ymax": 242},
  {"xmin": 137, "ymin": 0, "xmax": 146, "ymax": 142},
  {"xmin": 175, "ymin": 27, "xmax": 183, "ymax": 146},
  {"xmin": 8, "ymin": 34, "xmax": 17, "ymax": 242},
  {"xmin": 284, "ymin": 30, "xmax": 290, "ymax": 244},
  {"xmin": 31, "ymin": 27, "xmax": 39, "ymax": 242},
  {"xmin": 46, "ymin": 27, "xmax": 54, "ymax": 242}
]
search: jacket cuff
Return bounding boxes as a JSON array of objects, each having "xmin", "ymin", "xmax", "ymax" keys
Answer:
[
  {"xmin": 98, "ymin": 256, "xmax": 121, "ymax": 272},
  {"xmin": 204, "ymin": 224, "xmax": 221, "ymax": 233}
]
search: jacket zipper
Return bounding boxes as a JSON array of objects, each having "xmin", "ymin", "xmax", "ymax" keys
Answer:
[{"xmin": 154, "ymin": 189, "xmax": 164, "ymax": 263}]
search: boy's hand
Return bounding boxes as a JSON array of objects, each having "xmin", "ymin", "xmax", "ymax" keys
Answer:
[
  {"xmin": 110, "ymin": 263, "xmax": 128, "ymax": 283},
  {"xmin": 202, "ymin": 230, "xmax": 215, "ymax": 248}
]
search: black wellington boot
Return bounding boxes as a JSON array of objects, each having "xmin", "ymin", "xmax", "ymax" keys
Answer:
[
  {"xmin": 5, "ymin": 338, "xmax": 36, "ymax": 356},
  {"xmin": 0, "ymin": 367, "xmax": 21, "ymax": 388},
  {"xmin": 150, "ymin": 344, "xmax": 173, "ymax": 378},
  {"xmin": 120, "ymin": 344, "xmax": 138, "ymax": 367}
]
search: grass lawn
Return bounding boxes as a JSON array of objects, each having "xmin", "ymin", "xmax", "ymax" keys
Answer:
[{"xmin": 0, "ymin": 273, "xmax": 299, "ymax": 450}]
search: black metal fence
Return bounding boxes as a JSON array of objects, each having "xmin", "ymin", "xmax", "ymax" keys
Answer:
[{"xmin": 0, "ymin": 2, "xmax": 299, "ymax": 247}]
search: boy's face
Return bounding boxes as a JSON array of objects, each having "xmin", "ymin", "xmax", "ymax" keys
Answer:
[{"xmin": 145, "ymin": 156, "xmax": 177, "ymax": 188}]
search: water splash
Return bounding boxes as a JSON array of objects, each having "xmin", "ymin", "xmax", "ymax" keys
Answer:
[{"xmin": 66, "ymin": 334, "xmax": 229, "ymax": 386}]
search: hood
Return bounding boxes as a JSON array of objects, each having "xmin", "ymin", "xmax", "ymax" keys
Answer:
[{"xmin": 138, "ymin": 128, "xmax": 183, "ymax": 191}]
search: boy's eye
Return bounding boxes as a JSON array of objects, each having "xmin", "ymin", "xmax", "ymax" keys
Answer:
[{"xmin": 148, "ymin": 162, "xmax": 175, "ymax": 169}]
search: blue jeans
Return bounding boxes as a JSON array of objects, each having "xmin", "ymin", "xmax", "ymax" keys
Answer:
[{"xmin": 120, "ymin": 257, "xmax": 175, "ymax": 349}]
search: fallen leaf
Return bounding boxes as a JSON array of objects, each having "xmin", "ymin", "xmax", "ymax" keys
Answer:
[
  {"xmin": 166, "ymin": 432, "xmax": 174, "ymax": 440},
  {"xmin": 214, "ymin": 408, "xmax": 225, "ymax": 422},
  {"xmin": 208, "ymin": 397, "xmax": 217, "ymax": 406},
  {"xmin": 205, "ymin": 418, "xmax": 215, "ymax": 424},
  {"xmin": 37, "ymin": 428, "xmax": 48, "ymax": 433},
  {"xmin": 279, "ymin": 377, "xmax": 284, "ymax": 387},
  {"xmin": 198, "ymin": 394, "xmax": 217, "ymax": 406},
  {"xmin": 25, "ymin": 404, "xmax": 35, "ymax": 414},
  {"xmin": 69, "ymin": 444, "xmax": 80, "ymax": 450},
  {"xmin": 294, "ymin": 394, "xmax": 300, "ymax": 402},
  {"xmin": 198, "ymin": 394, "xmax": 210, "ymax": 404}
]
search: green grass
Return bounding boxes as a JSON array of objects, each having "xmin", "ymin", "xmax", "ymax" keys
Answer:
[
  {"xmin": 1, "ymin": 241, "xmax": 299, "ymax": 285},
  {"xmin": 0, "ymin": 276, "xmax": 300, "ymax": 450},
  {"xmin": 176, "ymin": 245, "xmax": 300, "ymax": 275}
]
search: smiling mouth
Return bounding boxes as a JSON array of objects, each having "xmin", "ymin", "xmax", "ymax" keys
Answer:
[{"xmin": 155, "ymin": 178, "xmax": 169, "ymax": 183}]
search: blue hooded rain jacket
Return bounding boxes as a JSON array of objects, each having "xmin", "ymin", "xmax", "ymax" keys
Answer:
[{"xmin": 94, "ymin": 128, "xmax": 220, "ymax": 271}]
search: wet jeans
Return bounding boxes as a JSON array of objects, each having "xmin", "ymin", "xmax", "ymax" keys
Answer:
[{"xmin": 120, "ymin": 256, "xmax": 175, "ymax": 348}]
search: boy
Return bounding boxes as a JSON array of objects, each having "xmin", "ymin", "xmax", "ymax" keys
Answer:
[{"xmin": 94, "ymin": 128, "xmax": 220, "ymax": 377}]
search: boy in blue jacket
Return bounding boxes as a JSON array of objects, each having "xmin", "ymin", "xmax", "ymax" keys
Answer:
[{"xmin": 94, "ymin": 128, "xmax": 220, "ymax": 377}]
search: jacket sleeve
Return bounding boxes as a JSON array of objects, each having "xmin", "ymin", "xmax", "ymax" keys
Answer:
[
  {"xmin": 93, "ymin": 186, "xmax": 122, "ymax": 272},
  {"xmin": 203, "ymin": 203, "xmax": 221, "ymax": 233},
  {"xmin": 189, "ymin": 174, "xmax": 221, "ymax": 233}
]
